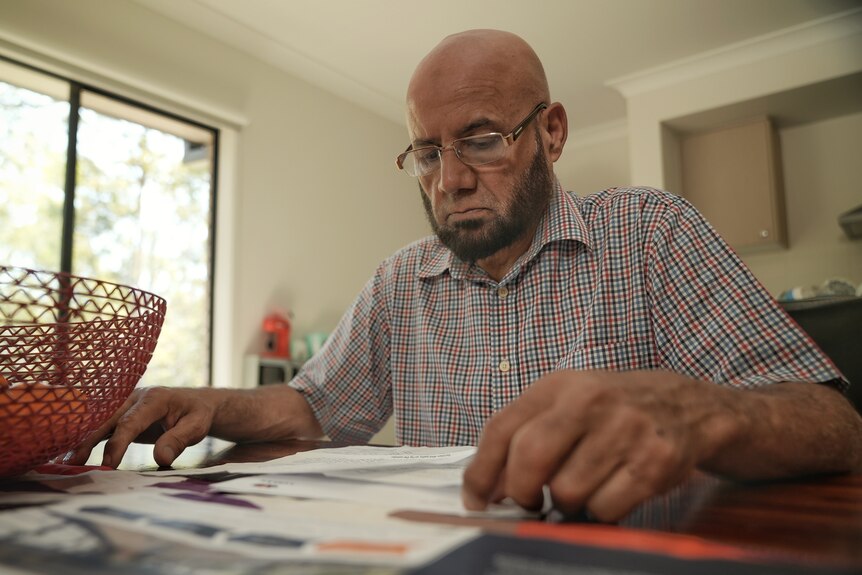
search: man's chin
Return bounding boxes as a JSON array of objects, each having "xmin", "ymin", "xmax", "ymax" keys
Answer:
[
  {"xmin": 437, "ymin": 227, "xmax": 504, "ymax": 263},
  {"xmin": 438, "ymin": 220, "xmax": 488, "ymax": 247},
  {"xmin": 450, "ymin": 218, "xmax": 486, "ymax": 232}
]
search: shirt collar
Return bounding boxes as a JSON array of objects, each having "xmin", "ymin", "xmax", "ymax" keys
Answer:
[{"xmin": 417, "ymin": 179, "xmax": 592, "ymax": 280}]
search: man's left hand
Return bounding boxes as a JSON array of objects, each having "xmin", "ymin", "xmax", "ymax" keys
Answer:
[{"xmin": 461, "ymin": 369, "xmax": 742, "ymax": 522}]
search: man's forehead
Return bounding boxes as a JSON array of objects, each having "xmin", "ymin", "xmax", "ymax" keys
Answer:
[
  {"xmin": 405, "ymin": 29, "xmax": 547, "ymax": 140},
  {"xmin": 406, "ymin": 93, "xmax": 510, "ymax": 142}
]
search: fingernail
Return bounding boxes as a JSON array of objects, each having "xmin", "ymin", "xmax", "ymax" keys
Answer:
[{"xmin": 461, "ymin": 490, "xmax": 487, "ymax": 511}]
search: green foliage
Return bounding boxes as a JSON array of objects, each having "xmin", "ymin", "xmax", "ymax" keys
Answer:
[{"xmin": 0, "ymin": 82, "xmax": 66, "ymax": 270}]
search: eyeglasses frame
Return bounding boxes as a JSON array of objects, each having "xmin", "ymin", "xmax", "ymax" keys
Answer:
[{"xmin": 396, "ymin": 102, "xmax": 549, "ymax": 176}]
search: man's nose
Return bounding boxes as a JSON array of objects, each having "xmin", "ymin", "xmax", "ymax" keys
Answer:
[{"xmin": 437, "ymin": 149, "xmax": 475, "ymax": 196}]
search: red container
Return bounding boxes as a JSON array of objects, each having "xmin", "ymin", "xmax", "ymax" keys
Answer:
[
  {"xmin": 0, "ymin": 266, "xmax": 166, "ymax": 477},
  {"xmin": 262, "ymin": 312, "xmax": 291, "ymax": 359}
]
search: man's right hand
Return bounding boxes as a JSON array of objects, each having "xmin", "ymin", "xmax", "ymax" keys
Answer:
[
  {"xmin": 63, "ymin": 386, "xmax": 220, "ymax": 467},
  {"xmin": 64, "ymin": 385, "xmax": 323, "ymax": 468}
]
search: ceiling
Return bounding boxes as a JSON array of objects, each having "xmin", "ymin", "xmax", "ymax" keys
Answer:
[{"xmin": 131, "ymin": 0, "xmax": 861, "ymax": 131}]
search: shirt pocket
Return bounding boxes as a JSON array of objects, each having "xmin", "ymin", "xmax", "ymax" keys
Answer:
[{"xmin": 555, "ymin": 339, "xmax": 659, "ymax": 372}]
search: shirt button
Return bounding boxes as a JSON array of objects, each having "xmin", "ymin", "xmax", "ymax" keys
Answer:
[
  {"xmin": 498, "ymin": 359, "xmax": 511, "ymax": 372},
  {"xmin": 497, "ymin": 287, "xmax": 509, "ymax": 299}
]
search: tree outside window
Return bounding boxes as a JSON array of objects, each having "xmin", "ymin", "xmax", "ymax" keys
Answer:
[{"xmin": 0, "ymin": 58, "xmax": 217, "ymax": 388}]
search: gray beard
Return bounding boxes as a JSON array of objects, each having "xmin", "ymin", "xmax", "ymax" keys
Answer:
[{"xmin": 420, "ymin": 131, "xmax": 554, "ymax": 263}]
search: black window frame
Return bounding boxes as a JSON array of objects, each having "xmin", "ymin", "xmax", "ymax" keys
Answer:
[{"xmin": 0, "ymin": 54, "xmax": 220, "ymax": 387}]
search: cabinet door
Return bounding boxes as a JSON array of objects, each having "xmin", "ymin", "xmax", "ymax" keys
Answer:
[{"xmin": 680, "ymin": 117, "xmax": 786, "ymax": 252}]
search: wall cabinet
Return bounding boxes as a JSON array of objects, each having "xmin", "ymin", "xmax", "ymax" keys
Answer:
[{"xmin": 677, "ymin": 117, "xmax": 787, "ymax": 252}]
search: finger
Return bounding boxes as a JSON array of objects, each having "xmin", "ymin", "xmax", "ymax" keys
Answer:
[
  {"xmin": 462, "ymin": 384, "xmax": 557, "ymax": 510},
  {"xmin": 461, "ymin": 423, "xmax": 514, "ymax": 510},
  {"xmin": 61, "ymin": 440, "xmax": 100, "ymax": 466},
  {"xmin": 544, "ymin": 433, "xmax": 626, "ymax": 515},
  {"xmin": 62, "ymin": 437, "xmax": 103, "ymax": 466},
  {"xmin": 150, "ymin": 409, "xmax": 213, "ymax": 467},
  {"xmin": 101, "ymin": 391, "xmax": 174, "ymax": 467},
  {"xmin": 584, "ymin": 463, "xmax": 661, "ymax": 522},
  {"xmin": 544, "ymin": 408, "xmax": 647, "ymax": 514},
  {"xmin": 62, "ymin": 423, "xmax": 112, "ymax": 465},
  {"xmin": 62, "ymin": 393, "xmax": 140, "ymax": 465},
  {"xmin": 502, "ymin": 409, "xmax": 587, "ymax": 510},
  {"xmin": 585, "ymin": 438, "xmax": 689, "ymax": 522}
]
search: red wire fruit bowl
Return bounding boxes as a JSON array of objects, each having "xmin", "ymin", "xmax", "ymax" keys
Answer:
[{"xmin": 0, "ymin": 265, "xmax": 166, "ymax": 477}]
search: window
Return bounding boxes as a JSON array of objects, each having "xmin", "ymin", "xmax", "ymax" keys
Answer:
[{"xmin": 0, "ymin": 57, "xmax": 217, "ymax": 388}]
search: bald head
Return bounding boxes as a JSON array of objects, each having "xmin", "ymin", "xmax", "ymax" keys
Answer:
[{"xmin": 406, "ymin": 30, "xmax": 549, "ymax": 130}]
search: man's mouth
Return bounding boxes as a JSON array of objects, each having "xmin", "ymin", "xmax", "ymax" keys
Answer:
[{"xmin": 447, "ymin": 207, "xmax": 490, "ymax": 223}]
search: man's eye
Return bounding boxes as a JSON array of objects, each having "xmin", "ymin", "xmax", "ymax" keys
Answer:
[
  {"xmin": 416, "ymin": 149, "xmax": 440, "ymax": 163},
  {"xmin": 461, "ymin": 137, "xmax": 498, "ymax": 151}
]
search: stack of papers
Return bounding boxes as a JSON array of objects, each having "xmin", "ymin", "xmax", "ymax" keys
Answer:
[
  {"xmin": 0, "ymin": 445, "xmax": 531, "ymax": 570},
  {"xmin": 153, "ymin": 445, "xmax": 528, "ymax": 518}
]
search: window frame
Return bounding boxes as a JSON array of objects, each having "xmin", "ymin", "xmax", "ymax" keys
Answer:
[{"xmin": 0, "ymin": 54, "xmax": 220, "ymax": 387}]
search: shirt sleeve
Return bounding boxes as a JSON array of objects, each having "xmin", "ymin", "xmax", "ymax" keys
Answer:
[
  {"xmin": 644, "ymin": 193, "xmax": 847, "ymax": 390},
  {"xmin": 288, "ymin": 265, "xmax": 393, "ymax": 443}
]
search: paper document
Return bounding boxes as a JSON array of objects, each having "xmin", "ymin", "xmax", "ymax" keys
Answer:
[
  {"xmin": 215, "ymin": 473, "xmax": 529, "ymax": 518},
  {"xmin": 142, "ymin": 444, "xmax": 539, "ymax": 519},
  {"xmin": 204, "ymin": 445, "xmax": 536, "ymax": 518},
  {"xmin": 144, "ymin": 444, "xmax": 477, "ymax": 477},
  {"xmin": 42, "ymin": 491, "xmax": 477, "ymax": 567}
]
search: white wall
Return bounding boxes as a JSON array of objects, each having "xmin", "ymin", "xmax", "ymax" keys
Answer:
[
  {"xmin": 616, "ymin": 14, "xmax": 862, "ymax": 189},
  {"xmin": 555, "ymin": 108, "xmax": 861, "ymax": 298},
  {"xmin": 743, "ymin": 112, "xmax": 862, "ymax": 294},
  {"xmin": 554, "ymin": 121, "xmax": 631, "ymax": 195},
  {"xmin": 0, "ymin": 0, "xmax": 430, "ymax": 394},
  {"xmin": 608, "ymin": 12, "xmax": 862, "ymax": 296},
  {"xmin": 546, "ymin": 109, "xmax": 862, "ymax": 297}
]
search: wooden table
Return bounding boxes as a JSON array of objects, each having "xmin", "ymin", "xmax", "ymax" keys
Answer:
[{"xmin": 667, "ymin": 472, "xmax": 862, "ymax": 564}]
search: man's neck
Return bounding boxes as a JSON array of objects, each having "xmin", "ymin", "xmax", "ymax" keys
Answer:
[{"xmin": 475, "ymin": 231, "xmax": 536, "ymax": 282}]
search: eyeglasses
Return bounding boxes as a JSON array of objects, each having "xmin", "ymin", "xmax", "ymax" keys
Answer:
[{"xmin": 396, "ymin": 103, "xmax": 548, "ymax": 177}]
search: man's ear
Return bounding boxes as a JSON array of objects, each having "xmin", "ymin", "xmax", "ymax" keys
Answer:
[{"xmin": 544, "ymin": 102, "xmax": 568, "ymax": 162}]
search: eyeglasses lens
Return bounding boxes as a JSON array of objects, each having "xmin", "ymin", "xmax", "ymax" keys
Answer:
[{"xmin": 402, "ymin": 134, "xmax": 506, "ymax": 177}]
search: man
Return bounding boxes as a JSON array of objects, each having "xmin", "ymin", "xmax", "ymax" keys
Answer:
[{"xmin": 69, "ymin": 30, "xmax": 861, "ymax": 522}]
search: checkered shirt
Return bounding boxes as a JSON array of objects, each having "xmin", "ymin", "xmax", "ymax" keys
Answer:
[{"xmin": 289, "ymin": 184, "xmax": 844, "ymax": 446}]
